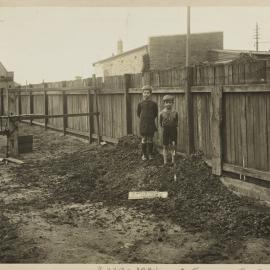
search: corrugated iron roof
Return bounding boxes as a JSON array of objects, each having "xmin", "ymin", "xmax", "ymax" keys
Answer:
[{"xmin": 210, "ymin": 49, "xmax": 270, "ymax": 55}]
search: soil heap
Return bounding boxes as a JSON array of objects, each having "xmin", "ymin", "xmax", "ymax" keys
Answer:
[{"xmin": 14, "ymin": 135, "xmax": 270, "ymax": 241}]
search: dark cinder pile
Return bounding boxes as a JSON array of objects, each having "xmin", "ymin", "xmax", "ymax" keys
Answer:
[
  {"xmin": 117, "ymin": 135, "xmax": 141, "ymax": 149},
  {"xmin": 0, "ymin": 211, "xmax": 36, "ymax": 263},
  {"xmin": 131, "ymin": 154, "xmax": 270, "ymax": 239},
  {"xmin": 14, "ymin": 135, "xmax": 270, "ymax": 240}
]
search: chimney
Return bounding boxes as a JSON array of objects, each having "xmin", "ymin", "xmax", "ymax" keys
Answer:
[{"xmin": 117, "ymin": 39, "xmax": 123, "ymax": 55}]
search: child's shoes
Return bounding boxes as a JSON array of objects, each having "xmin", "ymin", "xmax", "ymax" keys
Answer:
[{"xmin": 141, "ymin": 155, "xmax": 147, "ymax": 161}]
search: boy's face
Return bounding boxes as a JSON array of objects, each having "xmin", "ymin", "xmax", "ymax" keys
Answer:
[
  {"xmin": 142, "ymin": 90, "xmax": 151, "ymax": 100},
  {"xmin": 164, "ymin": 100, "xmax": 174, "ymax": 109}
]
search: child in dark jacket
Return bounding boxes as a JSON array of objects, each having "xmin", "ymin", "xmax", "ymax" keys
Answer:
[
  {"xmin": 159, "ymin": 95, "xmax": 178, "ymax": 165},
  {"xmin": 137, "ymin": 85, "xmax": 158, "ymax": 160}
]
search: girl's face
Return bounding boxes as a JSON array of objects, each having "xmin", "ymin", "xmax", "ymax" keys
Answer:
[
  {"xmin": 142, "ymin": 90, "xmax": 151, "ymax": 100},
  {"xmin": 164, "ymin": 100, "xmax": 174, "ymax": 109}
]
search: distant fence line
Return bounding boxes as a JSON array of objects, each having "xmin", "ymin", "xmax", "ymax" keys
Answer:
[{"xmin": 1, "ymin": 59, "xmax": 270, "ymax": 183}]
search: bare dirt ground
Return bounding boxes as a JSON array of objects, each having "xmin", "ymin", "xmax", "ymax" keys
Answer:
[{"xmin": 1, "ymin": 123, "xmax": 270, "ymax": 263}]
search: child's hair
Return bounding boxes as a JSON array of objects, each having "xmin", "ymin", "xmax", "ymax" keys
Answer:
[
  {"xmin": 142, "ymin": 85, "xmax": 153, "ymax": 94},
  {"xmin": 162, "ymin": 94, "xmax": 174, "ymax": 102}
]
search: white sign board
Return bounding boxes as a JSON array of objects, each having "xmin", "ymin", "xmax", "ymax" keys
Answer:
[{"xmin": 128, "ymin": 191, "xmax": 168, "ymax": 200}]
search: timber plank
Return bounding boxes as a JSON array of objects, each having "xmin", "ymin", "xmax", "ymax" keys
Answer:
[
  {"xmin": 230, "ymin": 94, "xmax": 236, "ymax": 165},
  {"xmin": 246, "ymin": 94, "xmax": 255, "ymax": 169},
  {"xmin": 249, "ymin": 95, "xmax": 256, "ymax": 168},
  {"xmin": 211, "ymin": 86, "xmax": 223, "ymax": 175},
  {"xmin": 234, "ymin": 94, "xmax": 240, "ymax": 166},
  {"xmin": 207, "ymin": 94, "xmax": 212, "ymax": 158},
  {"xmin": 223, "ymin": 94, "xmax": 229, "ymax": 163},
  {"xmin": 193, "ymin": 95, "xmax": 198, "ymax": 151},
  {"xmin": 267, "ymin": 95, "xmax": 270, "ymax": 171},
  {"xmin": 228, "ymin": 94, "xmax": 235, "ymax": 164},
  {"xmin": 240, "ymin": 94, "xmax": 248, "ymax": 172},
  {"xmin": 259, "ymin": 94, "xmax": 268, "ymax": 171},
  {"xmin": 117, "ymin": 94, "xmax": 122, "ymax": 137},
  {"xmin": 222, "ymin": 163, "xmax": 270, "ymax": 182},
  {"xmin": 112, "ymin": 95, "xmax": 116, "ymax": 138},
  {"xmin": 253, "ymin": 94, "xmax": 261, "ymax": 170},
  {"xmin": 201, "ymin": 94, "xmax": 206, "ymax": 154},
  {"xmin": 224, "ymin": 65, "xmax": 229, "ymax": 85},
  {"xmin": 179, "ymin": 94, "xmax": 185, "ymax": 152}
]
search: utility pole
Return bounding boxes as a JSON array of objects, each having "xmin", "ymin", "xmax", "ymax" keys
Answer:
[
  {"xmin": 185, "ymin": 6, "xmax": 194, "ymax": 155},
  {"xmin": 186, "ymin": 6, "xmax": 191, "ymax": 67},
  {"xmin": 254, "ymin": 22, "xmax": 260, "ymax": 51}
]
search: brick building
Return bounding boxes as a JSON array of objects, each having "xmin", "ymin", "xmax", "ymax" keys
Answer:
[
  {"xmin": 93, "ymin": 32, "xmax": 223, "ymax": 77},
  {"xmin": 149, "ymin": 32, "xmax": 223, "ymax": 70}
]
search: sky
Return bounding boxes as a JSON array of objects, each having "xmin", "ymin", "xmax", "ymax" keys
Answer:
[{"xmin": 1, "ymin": 6, "xmax": 270, "ymax": 84}]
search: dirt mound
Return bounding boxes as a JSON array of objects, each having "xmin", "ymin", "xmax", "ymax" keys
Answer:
[
  {"xmin": 14, "ymin": 142, "xmax": 270, "ymax": 240},
  {"xmin": 130, "ymin": 156, "xmax": 270, "ymax": 239},
  {"xmin": 0, "ymin": 212, "xmax": 18, "ymax": 262},
  {"xmin": 117, "ymin": 135, "xmax": 141, "ymax": 149},
  {"xmin": 0, "ymin": 209, "xmax": 39, "ymax": 263}
]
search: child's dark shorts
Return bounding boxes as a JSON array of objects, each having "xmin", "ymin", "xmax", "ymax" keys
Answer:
[{"xmin": 162, "ymin": 126, "xmax": 177, "ymax": 146}]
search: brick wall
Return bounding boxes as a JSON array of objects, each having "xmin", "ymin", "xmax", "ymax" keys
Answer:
[
  {"xmin": 149, "ymin": 32, "xmax": 223, "ymax": 70},
  {"xmin": 94, "ymin": 46, "xmax": 148, "ymax": 77}
]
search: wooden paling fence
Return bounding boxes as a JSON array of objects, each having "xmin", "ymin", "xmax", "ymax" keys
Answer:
[{"xmin": 1, "ymin": 59, "xmax": 270, "ymax": 183}]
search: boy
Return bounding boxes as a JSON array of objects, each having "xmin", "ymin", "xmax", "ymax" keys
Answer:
[
  {"xmin": 159, "ymin": 95, "xmax": 178, "ymax": 165},
  {"xmin": 137, "ymin": 85, "xmax": 158, "ymax": 161}
]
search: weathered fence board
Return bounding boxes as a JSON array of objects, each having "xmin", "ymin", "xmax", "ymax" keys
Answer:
[
  {"xmin": 47, "ymin": 94, "xmax": 63, "ymax": 128},
  {"xmin": 193, "ymin": 60, "xmax": 268, "ymax": 86},
  {"xmin": 67, "ymin": 94, "xmax": 88, "ymax": 132},
  {"xmin": 211, "ymin": 86, "xmax": 222, "ymax": 175},
  {"xmin": 193, "ymin": 93, "xmax": 212, "ymax": 159},
  {"xmin": 20, "ymin": 95, "xmax": 30, "ymax": 115},
  {"xmin": 130, "ymin": 93, "xmax": 141, "ymax": 137},
  {"xmin": 33, "ymin": 94, "xmax": 45, "ymax": 123},
  {"xmin": 267, "ymin": 95, "xmax": 270, "ymax": 171}
]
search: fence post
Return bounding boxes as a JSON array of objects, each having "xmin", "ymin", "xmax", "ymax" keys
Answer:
[
  {"xmin": 211, "ymin": 85, "xmax": 223, "ymax": 176},
  {"xmin": 185, "ymin": 66, "xmax": 194, "ymax": 155},
  {"xmin": 92, "ymin": 74, "xmax": 101, "ymax": 144},
  {"xmin": 94, "ymin": 89, "xmax": 101, "ymax": 144},
  {"xmin": 62, "ymin": 91, "xmax": 67, "ymax": 135},
  {"xmin": 29, "ymin": 90, "xmax": 33, "ymax": 125},
  {"xmin": 124, "ymin": 74, "xmax": 132, "ymax": 135},
  {"xmin": 240, "ymin": 94, "xmax": 247, "ymax": 180},
  {"xmin": 7, "ymin": 88, "xmax": 19, "ymax": 157},
  {"xmin": 0, "ymin": 88, "xmax": 4, "ymax": 116},
  {"xmin": 18, "ymin": 90, "xmax": 22, "ymax": 115},
  {"xmin": 87, "ymin": 89, "xmax": 94, "ymax": 143},
  {"xmin": 44, "ymin": 90, "xmax": 48, "ymax": 130}
]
